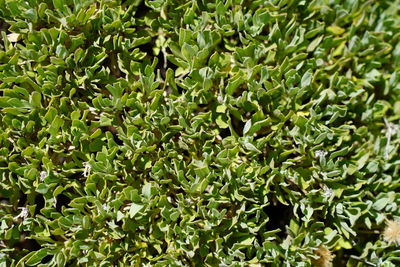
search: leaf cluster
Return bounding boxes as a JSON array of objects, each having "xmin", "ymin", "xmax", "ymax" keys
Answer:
[{"xmin": 1, "ymin": 0, "xmax": 400, "ymax": 266}]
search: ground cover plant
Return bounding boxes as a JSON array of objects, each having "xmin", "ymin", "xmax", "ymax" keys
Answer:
[{"xmin": 0, "ymin": 0, "xmax": 400, "ymax": 266}]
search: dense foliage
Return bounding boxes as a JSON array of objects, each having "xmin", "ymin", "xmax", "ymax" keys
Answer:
[{"xmin": 1, "ymin": 0, "xmax": 400, "ymax": 266}]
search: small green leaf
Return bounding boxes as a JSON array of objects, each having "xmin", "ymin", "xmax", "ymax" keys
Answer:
[
  {"xmin": 26, "ymin": 249, "xmax": 52, "ymax": 266},
  {"xmin": 216, "ymin": 115, "xmax": 229, "ymax": 129},
  {"xmin": 129, "ymin": 203, "xmax": 144, "ymax": 218},
  {"xmin": 327, "ymin": 25, "xmax": 345, "ymax": 35},
  {"xmin": 301, "ymin": 70, "xmax": 313, "ymax": 87}
]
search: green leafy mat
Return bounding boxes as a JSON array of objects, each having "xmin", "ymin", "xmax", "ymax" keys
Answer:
[{"xmin": 1, "ymin": 0, "xmax": 400, "ymax": 266}]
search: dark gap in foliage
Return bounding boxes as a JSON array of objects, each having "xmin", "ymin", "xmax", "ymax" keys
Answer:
[
  {"xmin": 285, "ymin": 179, "xmax": 307, "ymax": 197},
  {"xmin": 50, "ymin": 234, "xmax": 65, "ymax": 242},
  {"xmin": 231, "ymin": 85, "xmax": 247, "ymax": 99},
  {"xmin": 254, "ymin": 129, "xmax": 272, "ymax": 142},
  {"xmin": 56, "ymin": 193, "xmax": 71, "ymax": 213},
  {"xmin": 297, "ymin": 93, "xmax": 314, "ymax": 108},
  {"xmin": 0, "ymin": 193, "xmax": 8, "ymax": 206},
  {"xmin": 65, "ymin": 260, "xmax": 77, "ymax": 266},
  {"xmin": 0, "ymin": 19, "xmax": 10, "ymax": 34},
  {"xmin": 62, "ymin": 140, "xmax": 73, "ymax": 151},
  {"xmin": 147, "ymin": 245, "xmax": 160, "ymax": 257},
  {"xmin": 49, "ymin": 148, "xmax": 67, "ymax": 166},
  {"xmin": 165, "ymin": 191, "xmax": 180, "ymax": 208},
  {"xmin": 13, "ymin": 235, "xmax": 41, "ymax": 252},
  {"xmin": 171, "ymin": 131, "xmax": 181, "ymax": 143},
  {"xmin": 263, "ymin": 201, "xmax": 293, "ymax": 239},
  {"xmin": 132, "ymin": 0, "xmax": 148, "ymax": 18},
  {"xmin": 18, "ymin": 192, "xmax": 27, "ymax": 207},
  {"xmin": 115, "ymin": 219, "xmax": 123, "ymax": 227},
  {"xmin": 67, "ymin": 172, "xmax": 84, "ymax": 181},
  {"xmin": 197, "ymin": 103, "xmax": 208, "ymax": 109},
  {"xmin": 10, "ymin": 154, "xmax": 26, "ymax": 166},
  {"xmin": 103, "ymin": 52, "xmax": 122, "ymax": 79},
  {"xmin": 333, "ymin": 247, "xmax": 359, "ymax": 266},
  {"xmin": 180, "ymin": 148, "xmax": 190, "ymax": 159},
  {"xmin": 102, "ymin": 126, "xmax": 123, "ymax": 145},
  {"xmin": 26, "ymin": 131, "xmax": 39, "ymax": 144},
  {"xmin": 219, "ymin": 127, "xmax": 231, "ymax": 139},
  {"xmin": 195, "ymin": 1, "xmax": 208, "ymax": 12},
  {"xmin": 0, "ymin": 160, "xmax": 7, "ymax": 168},
  {"xmin": 257, "ymin": 149, "xmax": 268, "ymax": 164},
  {"xmin": 371, "ymin": 79, "xmax": 387, "ymax": 100},
  {"xmin": 156, "ymin": 51, "xmax": 167, "ymax": 79},
  {"xmin": 264, "ymin": 152, "xmax": 280, "ymax": 169},
  {"xmin": 229, "ymin": 114, "xmax": 244, "ymax": 136},
  {"xmin": 354, "ymin": 221, "xmax": 381, "ymax": 242},
  {"xmin": 136, "ymin": 40, "xmax": 155, "ymax": 59},
  {"xmin": 34, "ymin": 194, "xmax": 45, "ymax": 215},
  {"xmin": 178, "ymin": 254, "xmax": 192, "ymax": 266},
  {"xmin": 41, "ymin": 255, "xmax": 52, "ymax": 264},
  {"xmin": 176, "ymin": 84, "xmax": 185, "ymax": 95},
  {"xmin": 114, "ymin": 135, "xmax": 124, "ymax": 146}
]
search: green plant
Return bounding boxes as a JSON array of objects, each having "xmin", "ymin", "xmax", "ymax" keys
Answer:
[{"xmin": 1, "ymin": 0, "xmax": 400, "ymax": 266}]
